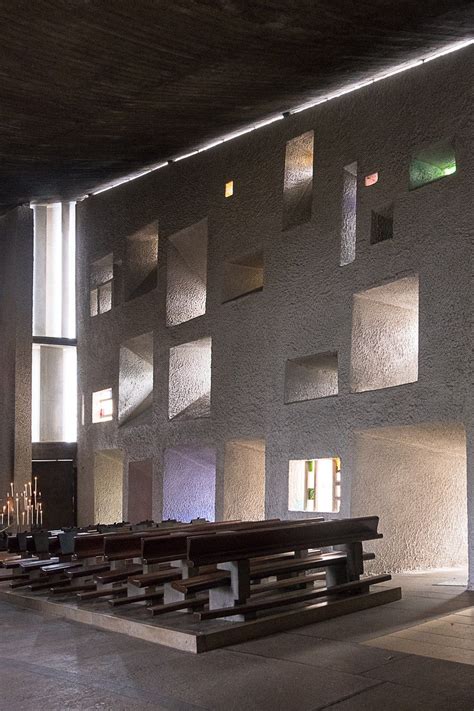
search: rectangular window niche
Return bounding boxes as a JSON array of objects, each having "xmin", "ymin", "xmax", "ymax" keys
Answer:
[
  {"xmin": 371, "ymin": 203, "xmax": 393, "ymax": 245},
  {"xmin": 222, "ymin": 250, "xmax": 264, "ymax": 303},
  {"xmin": 289, "ymin": 457, "xmax": 341, "ymax": 513},
  {"xmin": 119, "ymin": 332, "xmax": 153, "ymax": 426},
  {"xmin": 125, "ymin": 222, "xmax": 158, "ymax": 301},
  {"xmin": 224, "ymin": 439, "xmax": 265, "ymax": 521},
  {"xmin": 128, "ymin": 459, "xmax": 153, "ymax": 524},
  {"xmin": 283, "ymin": 131, "xmax": 314, "ymax": 230},
  {"xmin": 90, "ymin": 253, "xmax": 113, "ymax": 316},
  {"xmin": 166, "ymin": 218, "xmax": 207, "ymax": 326},
  {"xmin": 285, "ymin": 351, "xmax": 338, "ymax": 403},
  {"xmin": 340, "ymin": 162, "xmax": 357, "ymax": 266},
  {"xmin": 168, "ymin": 337, "xmax": 211, "ymax": 420},
  {"xmin": 94, "ymin": 449, "xmax": 124, "ymax": 524},
  {"xmin": 409, "ymin": 139, "xmax": 456, "ymax": 190},
  {"xmin": 350, "ymin": 276, "xmax": 419, "ymax": 393},
  {"xmin": 163, "ymin": 446, "xmax": 216, "ymax": 522}
]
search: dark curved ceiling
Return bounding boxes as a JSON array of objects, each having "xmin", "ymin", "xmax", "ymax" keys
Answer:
[{"xmin": 0, "ymin": 0, "xmax": 472, "ymax": 212}]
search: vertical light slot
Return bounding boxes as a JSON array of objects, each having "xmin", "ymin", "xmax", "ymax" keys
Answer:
[{"xmin": 62, "ymin": 347, "xmax": 77, "ymax": 442}]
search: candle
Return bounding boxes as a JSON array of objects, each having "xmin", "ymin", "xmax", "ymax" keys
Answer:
[
  {"xmin": 26, "ymin": 505, "xmax": 29, "ymax": 526},
  {"xmin": 10, "ymin": 482, "xmax": 13, "ymax": 496},
  {"xmin": 40, "ymin": 509, "xmax": 43, "ymax": 525},
  {"xmin": 34, "ymin": 477, "xmax": 37, "ymax": 496},
  {"xmin": 15, "ymin": 495, "xmax": 19, "ymax": 525},
  {"xmin": 22, "ymin": 511, "xmax": 25, "ymax": 526},
  {"xmin": 0, "ymin": 513, "xmax": 3, "ymax": 525},
  {"xmin": 28, "ymin": 481, "xmax": 32, "ymax": 497}
]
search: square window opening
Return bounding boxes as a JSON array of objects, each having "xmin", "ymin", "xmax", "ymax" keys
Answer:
[
  {"xmin": 92, "ymin": 388, "xmax": 114, "ymax": 423},
  {"xmin": 289, "ymin": 457, "xmax": 341, "ymax": 513},
  {"xmin": 409, "ymin": 139, "xmax": 456, "ymax": 190},
  {"xmin": 370, "ymin": 203, "xmax": 394, "ymax": 245},
  {"xmin": 285, "ymin": 351, "xmax": 338, "ymax": 403}
]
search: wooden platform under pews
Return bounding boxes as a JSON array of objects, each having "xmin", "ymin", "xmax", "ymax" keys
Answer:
[{"xmin": 0, "ymin": 516, "xmax": 402, "ymax": 653}]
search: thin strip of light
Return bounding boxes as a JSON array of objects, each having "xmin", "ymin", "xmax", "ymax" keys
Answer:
[{"xmin": 89, "ymin": 38, "xmax": 472, "ymax": 197}]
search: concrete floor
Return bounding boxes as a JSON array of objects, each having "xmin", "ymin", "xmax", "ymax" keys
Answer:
[{"xmin": 1, "ymin": 570, "xmax": 474, "ymax": 710}]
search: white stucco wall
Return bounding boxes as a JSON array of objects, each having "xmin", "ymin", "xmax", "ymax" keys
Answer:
[
  {"xmin": 352, "ymin": 425, "xmax": 467, "ymax": 572},
  {"xmin": 76, "ymin": 47, "xmax": 474, "ymax": 584}
]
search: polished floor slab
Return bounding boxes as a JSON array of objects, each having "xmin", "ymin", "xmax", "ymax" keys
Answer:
[{"xmin": 0, "ymin": 569, "xmax": 473, "ymax": 710}]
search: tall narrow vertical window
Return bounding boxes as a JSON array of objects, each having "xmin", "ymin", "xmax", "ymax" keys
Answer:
[
  {"xmin": 340, "ymin": 162, "xmax": 357, "ymax": 266},
  {"xmin": 33, "ymin": 203, "xmax": 76, "ymax": 339},
  {"xmin": 283, "ymin": 131, "xmax": 314, "ymax": 229},
  {"xmin": 31, "ymin": 202, "xmax": 77, "ymax": 443}
]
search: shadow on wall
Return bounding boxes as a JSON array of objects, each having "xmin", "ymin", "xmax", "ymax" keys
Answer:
[
  {"xmin": 119, "ymin": 332, "xmax": 153, "ymax": 426},
  {"xmin": 352, "ymin": 422, "xmax": 467, "ymax": 573},
  {"xmin": 163, "ymin": 446, "xmax": 216, "ymax": 522},
  {"xmin": 124, "ymin": 222, "xmax": 158, "ymax": 301},
  {"xmin": 166, "ymin": 218, "xmax": 207, "ymax": 326},
  {"xmin": 168, "ymin": 337, "xmax": 211, "ymax": 420},
  {"xmin": 94, "ymin": 449, "xmax": 124, "ymax": 524}
]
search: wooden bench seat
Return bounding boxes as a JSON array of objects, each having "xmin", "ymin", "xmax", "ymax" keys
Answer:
[
  {"xmin": 94, "ymin": 564, "xmax": 142, "ymax": 585},
  {"xmin": 128, "ymin": 568, "xmax": 182, "ymax": 588},
  {"xmin": 183, "ymin": 516, "xmax": 388, "ymax": 619},
  {"xmin": 66, "ymin": 563, "xmax": 110, "ymax": 579}
]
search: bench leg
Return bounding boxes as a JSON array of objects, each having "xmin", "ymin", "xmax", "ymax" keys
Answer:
[
  {"xmin": 210, "ymin": 560, "xmax": 254, "ymax": 622},
  {"xmin": 163, "ymin": 562, "xmax": 200, "ymax": 609},
  {"xmin": 326, "ymin": 542, "xmax": 364, "ymax": 587}
]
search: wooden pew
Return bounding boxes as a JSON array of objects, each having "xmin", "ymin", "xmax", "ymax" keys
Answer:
[{"xmin": 155, "ymin": 516, "xmax": 389, "ymax": 620}]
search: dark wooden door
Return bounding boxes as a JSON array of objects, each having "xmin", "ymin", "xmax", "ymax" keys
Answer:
[{"xmin": 31, "ymin": 460, "xmax": 76, "ymax": 529}]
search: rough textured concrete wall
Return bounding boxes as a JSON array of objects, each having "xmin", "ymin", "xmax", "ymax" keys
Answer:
[
  {"xmin": 163, "ymin": 447, "xmax": 216, "ymax": 522},
  {"xmin": 76, "ymin": 48, "xmax": 473, "ymax": 582},
  {"xmin": 94, "ymin": 449, "xmax": 123, "ymax": 524},
  {"xmin": 352, "ymin": 426, "xmax": 467, "ymax": 572},
  {"xmin": 224, "ymin": 440, "xmax": 265, "ymax": 520},
  {"xmin": 0, "ymin": 206, "xmax": 33, "ymax": 493}
]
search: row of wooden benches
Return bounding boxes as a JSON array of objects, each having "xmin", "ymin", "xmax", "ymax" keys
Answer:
[{"xmin": 0, "ymin": 516, "xmax": 391, "ymax": 622}]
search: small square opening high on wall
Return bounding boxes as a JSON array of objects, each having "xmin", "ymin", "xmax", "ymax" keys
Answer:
[
  {"xmin": 90, "ymin": 253, "xmax": 113, "ymax": 316},
  {"xmin": 119, "ymin": 332, "xmax": 153, "ymax": 426},
  {"xmin": 289, "ymin": 457, "xmax": 341, "ymax": 513},
  {"xmin": 222, "ymin": 250, "xmax": 264, "ymax": 303},
  {"xmin": 92, "ymin": 388, "xmax": 113, "ymax": 423},
  {"xmin": 283, "ymin": 130, "xmax": 314, "ymax": 230},
  {"xmin": 124, "ymin": 222, "xmax": 158, "ymax": 301},
  {"xmin": 350, "ymin": 276, "xmax": 419, "ymax": 393},
  {"xmin": 168, "ymin": 337, "xmax": 211, "ymax": 420},
  {"xmin": 370, "ymin": 203, "xmax": 393, "ymax": 245},
  {"xmin": 163, "ymin": 446, "xmax": 216, "ymax": 522},
  {"xmin": 285, "ymin": 351, "xmax": 338, "ymax": 403},
  {"xmin": 409, "ymin": 138, "xmax": 456, "ymax": 190},
  {"xmin": 166, "ymin": 218, "xmax": 207, "ymax": 326}
]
